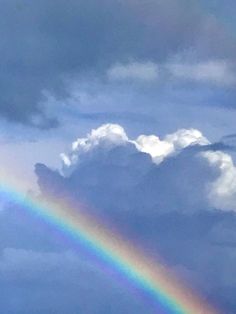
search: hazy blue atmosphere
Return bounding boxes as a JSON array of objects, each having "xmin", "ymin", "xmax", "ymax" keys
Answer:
[{"xmin": 1, "ymin": 1, "xmax": 236, "ymax": 313}]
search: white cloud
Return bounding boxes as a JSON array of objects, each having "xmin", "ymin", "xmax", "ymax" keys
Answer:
[
  {"xmin": 61, "ymin": 124, "xmax": 208, "ymax": 170},
  {"xmin": 135, "ymin": 135, "xmax": 173, "ymax": 164},
  {"xmin": 167, "ymin": 60, "xmax": 236, "ymax": 86},
  {"xmin": 61, "ymin": 124, "xmax": 128, "ymax": 175},
  {"xmin": 60, "ymin": 123, "xmax": 236, "ymax": 212},
  {"xmin": 107, "ymin": 61, "xmax": 159, "ymax": 81},
  {"xmin": 135, "ymin": 129, "xmax": 209, "ymax": 163},
  {"xmin": 204, "ymin": 151, "xmax": 236, "ymax": 211},
  {"xmin": 165, "ymin": 129, "xmax": 209, "ymax": 149}
]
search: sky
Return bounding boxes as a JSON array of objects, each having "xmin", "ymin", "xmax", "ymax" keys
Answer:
[{"xmin": 1, "ymin": 0, "xmax": 236, "ymax": 313}]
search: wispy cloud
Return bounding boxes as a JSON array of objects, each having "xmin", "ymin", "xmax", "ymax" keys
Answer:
[
  {"xmin": 167, "ymin": 60, "xmax": 236, "ymax": 86},
  {"xmin": 107, "ymin": 62, "xmax": 159, "ymax": 81}
]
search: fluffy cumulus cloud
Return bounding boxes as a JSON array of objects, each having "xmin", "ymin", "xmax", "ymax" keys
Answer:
[
  {"xmin": 61, "ymin": 124, "xmax": 209, "ymax": 169},
  {"xmin": 2, "ymin": 123, "xmax": 236, "ymax": 313},
  {"xmin": 204, "ymin": 151, "xmax": 236, "ymax": 210},
  {"xmin": 61, "ymin": 124, "xmax": 129, "ymax": 174},
  {"xmin": 59, "ymin": 123, "xmax": 236, "ymax": 213},
  {"xmin": 135, "ymin": 128, "xmax": 209, "ymax": 163}
]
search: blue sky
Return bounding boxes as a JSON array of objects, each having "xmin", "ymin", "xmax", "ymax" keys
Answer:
[{"xmin": 1, "ymin": 1, "xmax": 236, "ymax": 313}]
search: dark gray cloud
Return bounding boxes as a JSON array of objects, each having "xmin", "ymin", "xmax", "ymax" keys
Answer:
[{"xmin": 1, "ymin": 0, "xmax": 236, "ymax": 127}]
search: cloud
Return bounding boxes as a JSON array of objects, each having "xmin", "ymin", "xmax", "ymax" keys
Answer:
[
  {"xmin": 3, "ymin": 123, "xmax": 236, "ymax": 312},
  {"xmin": 106, "ymin": 59, "xmax": 236, "ymax": 87},
  {"xmin": 61, "ymin": 124, "xmax": 210, "ymax": 169},
  {"xmin": 107, "ymin": 62, "xmax": 159, "ymax": 81},
  {"xmin": 61, "ymin": 124, "xmax": 129, "ymax": 175},
  {"xmin": 30, "ymin": 124, "xmax": 236, "ymax": 312},
  {"xmin": 204, "ymin": 151, "xmax": 236, "ymax": 211},
  {"xmin": 1, "ymin": 0, "xmax": 236, "ymax": 126},
  {"xmin": 135, "ymin": 128, "xmax": 209, "ymax": 163},
  {"xmin": 25, "ymin": 123, "xmax": 232, "ymax": 216},
  {"xmin": 167, "ymin": 60, "xmax": 236, "ymax": 86}
]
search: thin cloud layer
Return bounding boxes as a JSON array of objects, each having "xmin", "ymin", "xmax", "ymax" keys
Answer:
[
  {"xmin": 107, "ymin": 59, "xmax": 236, "ymax": 86},
  {"xmin": 167, "ymin": 60, "xmax": 236, "ymax": 86},
  {"xmin": 107, "ymin": 62, "xmax": 159, "ymax": 82}
]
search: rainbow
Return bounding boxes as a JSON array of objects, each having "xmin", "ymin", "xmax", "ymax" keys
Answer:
[{"xmin": 0, "ymin": 174, "xmax": 217, "ymax": 314}]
